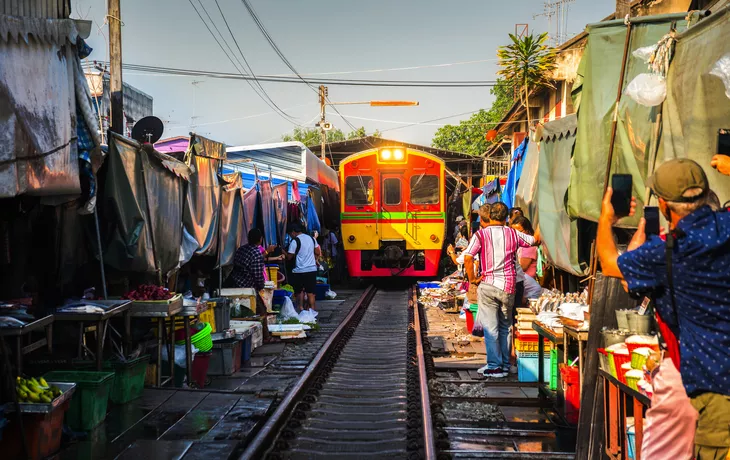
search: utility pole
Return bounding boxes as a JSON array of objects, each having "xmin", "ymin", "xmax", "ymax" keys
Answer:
[
  {"xmin": 319, "ymin": 85, "xmax": 327, "ymax": 161},
  {"xmin": 108, "ymin": 0, "xmax": 124, "ymax": 134}
]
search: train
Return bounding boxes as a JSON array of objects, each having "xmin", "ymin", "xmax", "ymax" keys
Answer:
[{"xmin": 339, "ymin": 146, "xmax": 447, "ymax": 277}]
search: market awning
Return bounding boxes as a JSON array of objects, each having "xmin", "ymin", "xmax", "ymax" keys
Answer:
[
  {"xmin": 536, "ymin": 114, "xmax": 586, "ymax": 276},
  {"xmin": 567, "ymin": 13, "xmax": 692, "ymax": 228}
]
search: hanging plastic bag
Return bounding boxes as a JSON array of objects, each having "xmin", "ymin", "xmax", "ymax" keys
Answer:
[
  {"xmin": 632, "ymin": 44, "xmax": 658, "ymax": 64},
  {"xmin": 325, "ymin": 290, "xmax": 337, "ymax": 299},
  {"xmin": 161, "ymin": 343, "xmax": 199, "ymax": 368},
  {"xmin": 710, "ymin": 53, "xmax": 730, "ymax": 100},
  {"xmin": 279, "ymin": 297, "xmax": 298, "ymax": 321},
  {"xmin": 625, "ymin": 73, "xmax": 667, "ymax": 107}
]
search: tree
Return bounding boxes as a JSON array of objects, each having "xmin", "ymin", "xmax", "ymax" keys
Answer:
[
  {"xmin": 497, "ymin": 32, "xmax": 557, "ymax": 127},
  {"xmin": 431, "ymin": 79, "xmax": 514, "ymax": 156},
  {"xmin": 281, "ymin": 126, "xmax": 381, "ymax": 145}
]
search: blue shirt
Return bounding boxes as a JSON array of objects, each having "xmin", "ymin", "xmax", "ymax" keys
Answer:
[{"xmin": 617, "ymin": 206, "xmax": 730, "ymax": 397}]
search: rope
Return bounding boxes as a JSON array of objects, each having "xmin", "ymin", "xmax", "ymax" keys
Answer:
[{"xmin": 648, "ymin": 31, "xmax": 676, "ymax": 76}]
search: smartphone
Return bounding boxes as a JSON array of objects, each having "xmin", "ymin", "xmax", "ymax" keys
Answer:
[
  {"xmin": 718, "ymin": 129, "xmax": 730, "ymax": 155},
  {"xmin": 611, "ymin": 174, "xmax": 633, "ymax": 217},
  {"xmin": 644, "ymin": 206, "xmax": 660, "ymax": 236}
]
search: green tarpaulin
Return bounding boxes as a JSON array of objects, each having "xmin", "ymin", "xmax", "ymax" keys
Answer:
[
  {"xmin": 658, "ymin": 6, "xmax": 730, "ymax": 204},
  {"xmin": 537, "ymin": 115, "xmax": 586, "ymax": 276},
  {"xmin": 569, "ymin": 15, "xmax": 688, "ymax": 228}
]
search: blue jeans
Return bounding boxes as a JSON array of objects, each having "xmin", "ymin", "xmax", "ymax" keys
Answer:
[{"xmin": 477, "ymin": 283, "xmax": 515, "ymax": 370}]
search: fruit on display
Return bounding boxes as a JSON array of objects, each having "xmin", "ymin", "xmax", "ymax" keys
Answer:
[
  {"xmin": 16, "ymin": 376, "xmax": 63, "ymax": 403},
  {"xmin": 123, "ymin": 284, "xmax": 174, "ymax": 301}
]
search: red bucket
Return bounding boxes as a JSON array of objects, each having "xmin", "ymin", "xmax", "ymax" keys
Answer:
[
  {"xmin": 191, "ymin": 352, "xmax": 212, "ymax": 388},
  {"xmin": 560, "ymin": 364, "xmax": 581, "ymax": 425}
]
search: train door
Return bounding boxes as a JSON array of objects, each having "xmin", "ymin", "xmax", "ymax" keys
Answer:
[{"xmin": 379, "ymin": 173, "xmax": 403, "ymax": 236}]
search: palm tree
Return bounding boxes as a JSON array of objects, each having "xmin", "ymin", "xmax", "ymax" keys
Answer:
[{"xmin": 497, "ymin": 32, "xmax": 557, "ymax": 129}]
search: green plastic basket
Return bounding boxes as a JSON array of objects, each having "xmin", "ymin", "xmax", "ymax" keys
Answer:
[
  {"xmin": 43, "ymin": 370, "xmax": 114, "ymax": 431},
  {"xmin": 103, "ymin": 355, "xmax": 151, "ymax": 404},
  {"xmin": 550, "ymin": 348, "xmax": 559, "ymax": 391},
  {"xmin": 175, "ymin": 322, "xmax": 213, "ymax": 352}
]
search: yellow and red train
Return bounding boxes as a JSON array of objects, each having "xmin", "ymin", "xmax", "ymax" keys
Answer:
[{"xmin": 339, "ymin": 146, "xmax": 446, "ymax": 277}]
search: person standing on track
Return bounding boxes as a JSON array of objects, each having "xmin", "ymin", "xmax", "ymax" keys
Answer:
[
  {"xmin": 286, "ymin": 223, "xmax": 321, "ymax": 312},
  {"xmin": 463, "ymin": 202, "xmax": 540, "ymax": 378}
]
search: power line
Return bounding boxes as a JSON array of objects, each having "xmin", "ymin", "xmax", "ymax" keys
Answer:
[
  {"xmin": 107, "ymin": 62, "xmax": 507, "ymax": 87},
  {"xmin": 186, "ymin": 0, "xmax": 300, "ymax": 125}
]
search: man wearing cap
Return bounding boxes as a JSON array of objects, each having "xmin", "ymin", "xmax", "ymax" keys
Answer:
[
  {"xmin": 597, "ymin": 159, "xmax": 730, "ymax": 459},
  {"xmin": 453, "ymin": 216, "xmax": 466, "ymax": 240}
]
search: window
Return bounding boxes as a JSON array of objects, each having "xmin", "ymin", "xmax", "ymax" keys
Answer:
[
  {"xmin": 410, "ymin": 175, "xmax": 439, "ymax": 204},
  {"xmin": 345, "ymin": 176, "xmax": 373, "ymax": 205},
  {"xmin": 383, "ymin": 178, "xmax": 401, "ymax": 205}
]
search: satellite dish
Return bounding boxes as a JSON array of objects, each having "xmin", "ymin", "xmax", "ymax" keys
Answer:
[{"xmin": 131, "ymin": 116, "xmax": 164, "ymax": 144}]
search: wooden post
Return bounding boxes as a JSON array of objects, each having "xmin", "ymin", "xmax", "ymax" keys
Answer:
[
  {"xmin": 108, "ymin": 0, "xmax": 124, "ymax": 134},
  {"xmin": 466, "ymin": 164, "xmax": 473, "ymax": 237}
]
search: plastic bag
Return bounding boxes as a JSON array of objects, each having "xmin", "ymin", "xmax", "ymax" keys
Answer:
[
  {"xmin": 279, "ymin": 297, "xmax": 298, "ymax": 321},
  {"xmin": 325, "ymin": 290, "xmax": 337, "ymax": 299},
  {"xmin": 298, "ymin": 309, "xmax": 318, "ymax": 324},
  {"xmin": 625, "ymin": 73, "xmax": 667, "ymax": 107},
  {"xmin": 710, "ymin": 53, "xmax": 730, "ymax": 99},
  {"xmin": 633, "ymin": 44, "xmax": 657, "ymax": 64},
  {"xmin": 161, "ymin": 343, "xmax": 199, "ymax": 368}
]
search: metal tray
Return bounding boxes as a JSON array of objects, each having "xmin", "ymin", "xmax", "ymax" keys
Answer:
[
  {"xmin": 129, "ymin": 293, "xmax": 183, "ymax": 317},
  {"xmin": 5, "ymin": 382, "xmax": 76, "ymax": 414},
  {"xmin": 0, "ymin": 315, "xmax": 54, "ymax": 337}
]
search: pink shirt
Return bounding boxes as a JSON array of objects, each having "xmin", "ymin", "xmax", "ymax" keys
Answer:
[
  {"xmin": 464, "ymin": 226, "xmax": 535, "ymax": 294},
  {"xmin": 519, "ymin": 246, "xmax": 538, "ymax": 278}
]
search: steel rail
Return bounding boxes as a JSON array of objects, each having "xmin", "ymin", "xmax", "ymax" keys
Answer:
[
  {"xmin": 412, "ymin": 287, "xmax": 437, "ymax": 460},
  {"xmin": 240, "ymin": 284, "xmax": 377, "ymax": 460}
]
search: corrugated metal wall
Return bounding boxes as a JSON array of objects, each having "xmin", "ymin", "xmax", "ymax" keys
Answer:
[{"xmin": 1, "ymin": 0, "xmax": 72, "ymax": 19}]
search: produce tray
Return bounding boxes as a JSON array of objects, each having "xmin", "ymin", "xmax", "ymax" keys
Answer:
[
  {"xmin": 5, "ymin": 382, "xmax": 76, "ymax": 414},
  {"xmin": 129, "ymin": 293, "xmax": 183, "ymax": 317},
  {"xmin": 0, "ymin": 315, "xmax": 54, "ymax": 337}
]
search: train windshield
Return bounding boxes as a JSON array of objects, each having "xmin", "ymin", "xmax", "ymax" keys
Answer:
[
  {"xmin": 345, "ymin": 175, "xmax": 373, "ymax": 205},
  {"xmin": 410, "ymin": 175, "xmax": 439, "ymax": 204}
]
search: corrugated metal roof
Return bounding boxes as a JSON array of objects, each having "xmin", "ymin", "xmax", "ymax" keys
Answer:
[
  {"xmin": 0, "ymin": 0, "xmax": 71, "ymax": 19},
  {"xmin": 226, "ymin": 141, "xmax": 339, "ymax": 191}
]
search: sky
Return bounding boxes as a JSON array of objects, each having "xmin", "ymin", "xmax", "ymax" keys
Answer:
[{"xmin": 72, "ymin": 0, "xmax": 616, "ymax": 147}]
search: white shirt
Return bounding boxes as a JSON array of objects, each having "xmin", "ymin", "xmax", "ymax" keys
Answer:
[
  {"xmin": 287, "ymin": 234, "xmax": 320, "ymax": 273},
  {"xmin": 456, "ymin": 252, "xmax": 479, "ymax": 278}
]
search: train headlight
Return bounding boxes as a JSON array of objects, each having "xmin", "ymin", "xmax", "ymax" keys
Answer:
[
  {"xmin": 430, "ymin": 234, "xmax": 439, "ymax": 243},
  {"xmin": 393, "ymin": 149, "xmax": 404, "ymax": 160},
  {"xmin": 348, "ymin": 235, "xmax": 356, "ymax": 243},
  {"xmin": 380, "ymin": 149, "xmax": 392, "ymax": 161}
]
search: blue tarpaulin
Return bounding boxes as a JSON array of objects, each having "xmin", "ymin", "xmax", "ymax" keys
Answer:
[
  {"xmin": 306, "ymin": 194, "xmax": 321, "ymax": 234},
  {"xmin": 503, "ymin": 138, "xmax": 528, "ymax": 210}
]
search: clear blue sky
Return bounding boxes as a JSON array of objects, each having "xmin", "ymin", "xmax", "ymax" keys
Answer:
[{"xmin": 73, "ymin": 0, "xmax": 615, "ymax": 147}]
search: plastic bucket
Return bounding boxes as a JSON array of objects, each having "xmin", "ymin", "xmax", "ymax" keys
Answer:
[
  {"xmin": 559, "ymin": 364, "xmax": 580, "ymax": 424},
  {"xmin": 465, "ymin": 310, "xmax": 475, "ymax": 333},
  {"xmin": 104, "ymin": 355, "xmax": 151, "ymax": 404},
  {"xmin": 628, "ymin": 312, "xmax": 652, "ymax": 334},
  {"xmin": 191, "ymin": 352, "xmax": 212, "ymax": 388},
  {"xmin": 43, "ymin": 371, "xmax": 114, "ymax": 431}
]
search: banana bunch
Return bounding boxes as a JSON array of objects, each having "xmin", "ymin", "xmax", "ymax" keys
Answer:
[{"xmin": 16, "ymin": 376, "xmax": 62, "ymax": 404}]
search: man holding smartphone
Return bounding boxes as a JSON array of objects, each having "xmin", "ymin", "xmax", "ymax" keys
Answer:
[{"xmin": 596, "ymin": 159, "xmax": 730, "ymax": 459}]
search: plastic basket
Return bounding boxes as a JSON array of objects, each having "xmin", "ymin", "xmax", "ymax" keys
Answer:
[
  {"xmin": 191, "ymin": 322, "xmax": 213, "ymax": 352},
  {"xmin": 514, "ymin": 336, "xmax": 553, "ymax": 353},
  {"xmin": 103, "ymin": 355, "xmax": 151, "ymax": 404},
  {"xmin": 208, "ymin": 339, "xmax": 243, "ymax": 376},
  {"xmin": 516, "ymin": 352, "xmax": 551, "ymax": 383},
  {"xmin": 550, "ymin": 348, "xmax": 559, "ymax": 391},
  {"xmin": 42, "ymin": 371, "xmax": 114, "ymax": 431},
  {"xmin": 199, "ymin": 308, "xmax": 217, "ymax": 333}
]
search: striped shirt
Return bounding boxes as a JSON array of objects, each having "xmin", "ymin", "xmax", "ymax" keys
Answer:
[{"xmin": 464, "ymin": 226, "xmax": 536, "ymax": 294}]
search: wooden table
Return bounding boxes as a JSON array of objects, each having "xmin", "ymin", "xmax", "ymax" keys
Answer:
[
  {"xmin": 53, "ymin": 300, "xmax": 132, "ymax": 370},
  {"xmin": 131, "ymin": 304, "xmax": 183, "ymax": 387},
  {"xmin": 532, "ymin": 321, "xmax": 563, "ymax": 399},
  {"xmin": 0, "ymin": 315, "xmax": 54, "ymax": 373},
  {"xmin": 599, "ymin": 369, "xmax": 651, "ymax": 460},
  {"xmin": 563, "ymin": 324, "xmax": 589, "ymax": 399}
]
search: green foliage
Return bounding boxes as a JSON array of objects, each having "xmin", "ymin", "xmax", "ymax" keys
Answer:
[
  {"xmin": 431, "ymin": 79, "xmax": 514, "ymax": 156},
  {"xmin": 282, "ymin": 126, "xmax": 381, "ymax": 146},
  {"xmin": 497, "ymin": 32, "xmax": 557, "ymax": 124}
]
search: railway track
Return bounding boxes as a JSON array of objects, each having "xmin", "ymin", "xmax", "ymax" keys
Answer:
[{"xmin": 241, "ymin": 286, "xmax": 436, "ymax": 460}]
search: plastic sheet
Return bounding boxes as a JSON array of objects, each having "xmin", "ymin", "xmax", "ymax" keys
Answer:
[
  {"xmin": 242, "ymin": 187, "xmax": 258, "ymax": 237},
  {"xmin": 219, "ymin": 173, "xmax": 245, "ymax": 267},
  {"xmin": 181, "ymin": 145, "xmax": 221, "ymax": 263},
  {"xmin": 625, "ymin": 73, "xmax": 667, "ymax": 107},
  {"xmin": 258, "ymin": 180, "xmax": 277, "ymax": 246},
  {"xmin": 273, "ymin": 183, "xmax": 288, "ymax": 248},
  {"xmin": 278, "ymin": 297, "xmax": 297, "ymax": 321},
  {"xmin": 632, "ymin": 44, "xmax": 658, "ymax": 63},
  {"xmin": 709, "ymin": 53, "xmax": 730, "ymax": 99}
]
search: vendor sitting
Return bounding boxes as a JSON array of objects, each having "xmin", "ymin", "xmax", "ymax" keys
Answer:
[{"xmin": 232, "ymin": 228, "xmax": 271, "ymax": 339}]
